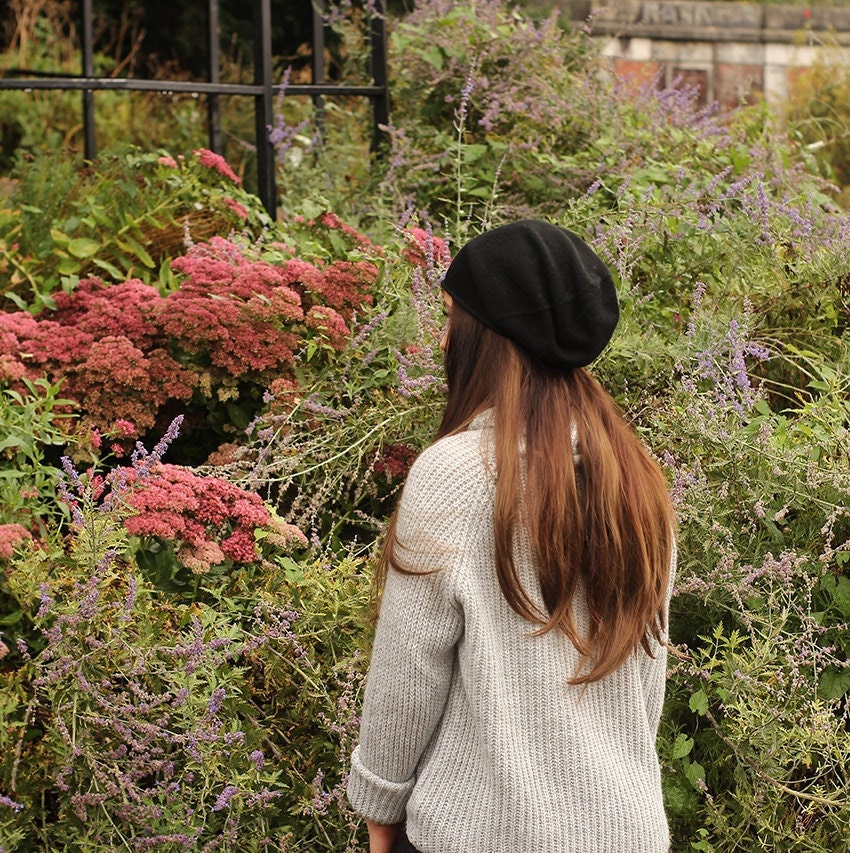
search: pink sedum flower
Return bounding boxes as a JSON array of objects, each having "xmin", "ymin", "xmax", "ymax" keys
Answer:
[
  {"xmin": 222, "ymin": 197, "xmax": 249, "ymax": 219},
  {"xmin": 114, "ymin": 419, "xmax": 138, "ymax": 439},
  {"xmin": 114, "ymin": 463, "xmax": 302, "ymax": 572},
  {"xmin": 194, "ymin": 148, "xmax": 242, "ymax": 185},
  {"xmin": 0, "ymin": 524, "xmax": 32, "ymax": 559},
  {"xmin": 178, "ymin": 540, "xmax": 227, "ymax": 574},
  {"xmin": 404, "ymin": 226, "xmax": 450, "ymax": 269}
]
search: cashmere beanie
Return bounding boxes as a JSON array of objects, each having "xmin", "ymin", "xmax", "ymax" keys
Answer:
[{"xmin": 441, "ymin": 220, "xmax": 619, "ymax": 370}]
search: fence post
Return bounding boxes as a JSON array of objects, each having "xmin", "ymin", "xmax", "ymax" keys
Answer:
[
  {"xmin": 312, "ymin": 0, "xmax": 326, "ymax": 131},
  {"xmin": 369, "ymin": 0, "xmax": 389, "ymax": 152},
  {"xmin": 208, "ymin": 0, "xmax": 223, "ymax": 154},
  {"xmin": 253, "ymin": 0, "xmax": 276, "ymax": 217},
  {"xmin": 82, "ymin": 0, "xmax": 96, "ymax": 160}
]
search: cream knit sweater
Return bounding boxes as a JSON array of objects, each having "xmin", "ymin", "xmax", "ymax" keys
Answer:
[{"xmin": 348, "ymin": 415, "xmax": 675, "ymax": 852}]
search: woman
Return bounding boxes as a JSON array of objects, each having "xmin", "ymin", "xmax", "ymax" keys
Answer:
[{"xmin": 348, "ymin": 220, "xmax": 676, "ymax": 853}]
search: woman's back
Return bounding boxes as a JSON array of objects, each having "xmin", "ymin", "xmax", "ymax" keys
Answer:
[{"xmin": 349, "ymin": 417, "xmax": 674, "ymax": 852}]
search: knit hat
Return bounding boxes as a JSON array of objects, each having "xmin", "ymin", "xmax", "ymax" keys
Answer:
[{"xmin": 441, "ymin": 220, "xmax": 619, "ymax": 370}]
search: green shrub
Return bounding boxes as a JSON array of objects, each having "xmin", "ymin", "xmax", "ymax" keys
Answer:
[
  {"xmin": 1, "ymin": 147, "xmax": 272, "ymax": 311},
  {"xmin": 638, "ymin": 295, "xmax": 850, "ymax": 850},
  {"xmin": 0, "ymin": 425, "xmax": 371, "ymax": 851},
  {"xmin": 380, "ymin": 0, "xmax": 597, "ymax": 222}
]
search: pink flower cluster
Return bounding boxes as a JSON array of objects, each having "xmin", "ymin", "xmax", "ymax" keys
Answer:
[
  {"xmin": 166, "ymin": 238, "xmax": 305, "ymax": 376},
  {"xmin": 317, "ymin": 212, "xmax": 376, "ymax": 251},
  {"xmin": 304, "ymin": 306, "xmax": 351, "ymax": 350},
  {"xmin": 118, "ymin": 463, "xmax": 306, "ymax": 573},
  {"xmin": 0, "ymin": 278, "xmax": 195, "ymax": 431},
  {"xmin": 222, "ymin": 197, "xmax": 249, "ymax": 219},
  {"xmin": 194, "ymin": 148, "xmax": 242, "ymax": 185},
  {"xmin": 302, "ymin": 260, "xmax": 378, "ymax": 322},
  {"xmin": 0, "ymin": 523, "xmax": 32, "ymax": 559},
  {"xmin": 0, "ymin": 223, "xmax": 380, "ymax": 435},
  {"xmin": 403, "ymin": 227, "xmax": 451, "ymax": 269}
]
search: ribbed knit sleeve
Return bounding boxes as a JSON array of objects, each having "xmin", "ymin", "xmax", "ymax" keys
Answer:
[{"xmin": 347, "ymin": 439, "xmax": 473, "ymax": 823}]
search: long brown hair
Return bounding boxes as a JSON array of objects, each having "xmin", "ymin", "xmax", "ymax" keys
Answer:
[{"xmin": 378, "ymin": 303, "xmax": 674, "ymax": 684}]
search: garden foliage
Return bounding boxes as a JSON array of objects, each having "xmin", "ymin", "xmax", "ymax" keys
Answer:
[
  {"xmin": 1, "ymin": 0, "xmax": 850, "ymax": 850},
  {"xmin": 784, "ymin": 45, "xmax": 850, "ymax": 207}
]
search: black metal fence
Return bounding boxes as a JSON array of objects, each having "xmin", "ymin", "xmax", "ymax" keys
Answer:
[{"xmin": 0, "ymin": 0, "xmax": 389, "ymax": 216}]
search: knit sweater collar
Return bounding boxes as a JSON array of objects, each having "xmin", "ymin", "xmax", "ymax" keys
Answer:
[{"xmin": 468, "ymin": 409, "xmax": 494, "ymax": 431}]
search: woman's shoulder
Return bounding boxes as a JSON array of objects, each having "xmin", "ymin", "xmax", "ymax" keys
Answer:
[
  {"xmin": 403, "ymin": 426, "xmax": 494, "ymax": 509},
  {"xmin": 395, "ymin": 428, "xmax": 494, "ymax": 554}
]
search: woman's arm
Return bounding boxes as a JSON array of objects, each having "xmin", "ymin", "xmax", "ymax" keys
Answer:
[
  {"xmin": 347, "ymin": 547, "xmax": 464, "ymax": 821},
  {"xmin": 366, "ymin": 819, "xmax": 402, "ymax": 853},
  {"xmin": 347, "ymin": 439, "xmax": 472, "ymax": 826}
]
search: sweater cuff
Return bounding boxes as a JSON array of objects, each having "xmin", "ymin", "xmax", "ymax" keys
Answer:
[{"xmin": 347, "ymin": 745, "xmax": 415, "ymax": 824}]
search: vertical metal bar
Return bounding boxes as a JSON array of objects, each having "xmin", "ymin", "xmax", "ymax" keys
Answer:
[
  {"xmin": 208, "ymin": 0, "xmax": 222, "ymax": 153},
  {"xmin": 253, "ymin": 0, "xmax": 276, "ymax": 216},
  {"xmin": 369, "ymin": 0, "xmax": 389, "ymax": 152},
  {"xmin": 82, "ymin": 0, "xmax": 96, "ymax": 160},
  {"xmin": 312, "ymin": 0, "xmax": 326, "ymax": 133}
]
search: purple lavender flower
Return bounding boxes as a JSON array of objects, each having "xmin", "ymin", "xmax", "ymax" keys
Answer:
[
  {"xmin": 208, "ymin": 687, "xmax": 226, "ymax": 716},
  {"xmin": 211, "ymin": 784, "xmax": 238, "ymax": 812},
  {"xmin": 303, "ymin": 394, "xmax": 348, "ymax": 421},
  {"xmin": 456, "ymin": 60, "xmax": 478, "ymax": 126},
  {"xmin": 0, "ymin": 795, "xmax": 23, "ymax": 812},
  {"xmin": 686, "ymin": 281, "xmax": 708, "ymax": 338},
  {"xmin": 57, "ymin": 460, "xmax": 85, "ymax": 527}
]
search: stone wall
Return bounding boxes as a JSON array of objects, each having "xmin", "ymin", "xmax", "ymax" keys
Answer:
[{"xmin": 552, "ymin": 0, "xmax": 850, "ymax": 109}]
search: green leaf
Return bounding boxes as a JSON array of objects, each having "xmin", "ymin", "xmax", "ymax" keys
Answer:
[
  {"xmin": 672, "ymin": 734, "xmax": 694, "ymax": 760},
  {"xmin": 226, "ymin": 402, "xmax": 251, "ymax": 430},
  {"xmin": 279, "ymin": 556, "xmax": 304, "ymax": 583},
  {"xmin": 60, "ymin": 275, "xmax": 80, "ymax": 293},
  {"xmin": 57, "ymin": 256, "xmax": 80, "ymax": 275},
  {"xmin": 300, "ymin": 199, "xmax": 325, "ymax": 220},
  {"xmin": 689, "ymin": 689, "xmax": 709, "ymax": 716},
  {"xmin": 49, "ymin": 228, "xmax": 70, "ymax": 247},
  {"xmin": 116, "ymin": 234, "xmax": 155, "ymax": 268},
  {"xmin": 461, "ymin": 144, "xmax": 488, "ymax": 164},
  {"xmin": 684, "ymin": 760, "xmax": 706, "ymax": 789},
  {"xmin": 640, "ymin": 164, "xmax": 671, "ymax": 184},
  {"xmin": 91, "ymin": 257, "xmax": 126, "ymax": 279},
  {"xmin": 821, "ymin": 575, "xmax": 850, "ymax": 619},
  {"xmin": 818, "ymin": 667, "xmax": 850, "ymax": 700},
  {"xmin": 422, "ymin": 46, "xmax": 444, "ymax": 70},
  {"xmin": 328, "ymin": 229, "xmax": 347, "ymax": 256},
  {"xmin": 3, "ymin": 291, "xmax": 27, "ymax": 309},
  {"xmin": 0, "ymin": 434, "xmax": 28, "ymax": 453},
  {"xmin": 67, "ymin": 237, "xmax": 101, "ymax": 259}
]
